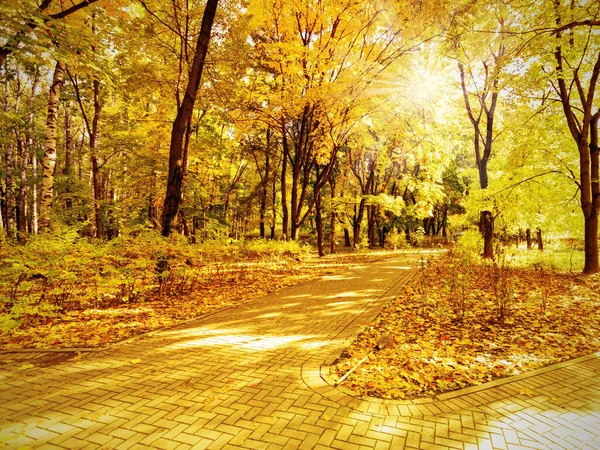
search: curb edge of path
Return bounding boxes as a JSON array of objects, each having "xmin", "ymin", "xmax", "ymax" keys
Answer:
[
  {"xmin": 300, "ymin": 256, "xmax": 600, "ymax": 418},
  {"xmin": 0, "ymin": 250, "xmax": 424, "ymax": 356}
]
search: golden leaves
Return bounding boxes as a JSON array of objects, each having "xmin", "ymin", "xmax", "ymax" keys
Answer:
[
  {"xmin": 334, "ymin": 255, "xmax": 600, "ymax": 399},
  {"xmin": 0, "ymin": 251, "xmax": 397, "ymax": 350}
]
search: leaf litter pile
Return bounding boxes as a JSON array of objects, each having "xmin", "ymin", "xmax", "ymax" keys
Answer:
[
  {"xmin": 0, "ymin": 250, "xmax": 394, "ymax": 349},
  {"xmin": 334, "ymin": 254, "xmax": 600, "ymax": 399}
]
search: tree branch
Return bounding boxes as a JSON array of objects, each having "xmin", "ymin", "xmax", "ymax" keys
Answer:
[
  {"xmin": 48, "ymin": 0, "xmax": 100, "ymax": 20},
  {"xmin": 553, "ymin": 20, "xmax": 600, "ymax": 34},
  {"xmin": 489, "ymin": 171, "xmax": 563, "ymax": 198}
]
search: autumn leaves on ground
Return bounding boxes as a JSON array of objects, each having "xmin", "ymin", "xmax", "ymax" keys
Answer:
[
  {"xmin": 2, "ymin": 233, "xmax": 599, "ymax": 401},
  {"xmin": 0, "ymin": 234, "xmax": 393, "ymax": 349},
  {"xmin": 334, "ymin": 244, "xmax": 600, "ymax": 400}
]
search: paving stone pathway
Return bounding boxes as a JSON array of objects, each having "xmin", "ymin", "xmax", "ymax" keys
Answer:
[{"xmin": 0, "ymin": 251, "xmax": 599, "ymax": 450}]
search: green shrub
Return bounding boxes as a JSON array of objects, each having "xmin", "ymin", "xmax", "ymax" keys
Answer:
[
  {"xmin": 0, "ymin": 229, "xmax": 319, "ymax": 328},
  {"xmin": 454, "ymin": 229, "xmax": 483, "ymax": 262}
]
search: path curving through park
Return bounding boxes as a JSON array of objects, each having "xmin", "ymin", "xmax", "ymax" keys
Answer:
[{"xmin": 0, "ymin": 250, "xmax": 599, "ymax": 449}]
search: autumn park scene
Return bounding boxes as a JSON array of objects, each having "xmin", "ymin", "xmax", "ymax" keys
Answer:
[{"xmin": 0, "ymin": 0, "xmax": 599, "ymax": 448}]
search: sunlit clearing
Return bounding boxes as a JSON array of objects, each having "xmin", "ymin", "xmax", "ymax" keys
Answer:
[
  {"xmin": 168, "ymin": 334, "xmax": 317, "ymax": 351},
  {"xmin": 256, "ymin": 312, "xmax": 282, "ymax": 319},
  {"xmin": 324, "ymin": 290, "xmax": 377, "ymax": 299},
  {"xmin": 162, "ymin": 326, "xmax": 244, "ymax": 337},
  {"xmin": 300, "ymin": 340, "xmax": 336, "ymax": 350},
  {"xmin": 320, "ymin": 275, "xmax": 359, "ymax": 281}
]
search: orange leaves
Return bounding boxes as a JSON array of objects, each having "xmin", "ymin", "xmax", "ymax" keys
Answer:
[
  {"xmin": 334, "ymin": 255, "xmax": 600, "ymax": 400},
  {"xmin": 0, "ymin": 250, "xmax": 397, "ymax": 350}
]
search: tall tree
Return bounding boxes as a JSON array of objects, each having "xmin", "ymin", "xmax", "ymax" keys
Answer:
[
  {"xmin": 161, "ymin": 0, "xmax": 219, "ymax": 236},
  {"xmin": 550, "ymin": 2, "xmax": 600, "ymax": 273},
  {"xmin": 452, "ymin": 2, "xmax": 516, "ymax": 259},
  {"xmin": 39, "ymin": 60, "xmax": 66, "ymax": 231}
]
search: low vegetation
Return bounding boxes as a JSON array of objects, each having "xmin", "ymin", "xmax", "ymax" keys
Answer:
[
  {"xmin": 0, "ymin": 231, "xmax": 397, "ymax": 349},
  {"xmin": 333, "ymin": 237, "xmax": 600, "ymax": 399}
]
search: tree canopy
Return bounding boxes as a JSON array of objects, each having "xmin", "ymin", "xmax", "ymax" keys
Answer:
[{"xmin": 1, "ymin": 0, "xmax": 599, "ymax": 271}]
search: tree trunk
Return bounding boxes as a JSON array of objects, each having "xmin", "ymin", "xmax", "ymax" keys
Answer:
[
  {"xmin": 329, "ymin": 177, "xmax": 335, "ymax": 254},
  {"xmin": 281, "ymin": 128, "xmax": 289, "ymax": 239},
  {"xmin": 64, "ymin": 100, "xmax": 73, "ymax": 210},
  {"xmin": 0, "ymin": 183, "xmax": 4, "ymax": 233},
  {"xmin": 353, "ymin": 199, "xmax": 366, "ymax": 247},
  {"xmin": 367, "ymin": 205, "xmax": 377, "ymax": 247},
  {"xmin": 16, "ymin": 135, "xmax": 27, "ymax": 238},
  {"xmin": 270, "ymin": 161, "xmax": 277, "ymax": 239},
  {"xmin": 290, "ymin": 163, "xmax": 300, "ymax": 240},
  {"xmin": 584, "ymin": 113, "xmax": 600, "ymax": 273},
  {"xmin": 39, "ymin": 60, "xmax": 66, "ymax": 232},
  {"xmin": 162, "ymin": 0, "xmax": 219, "ymax": 236},
  {"xmin": 4, "ymin": 144, "xmax": 15, "ymax": 237},
  {"xmin": 536, "ymin": 227, "xmax": 543, "ymax": 251},
  {"xmin": 441, "ymin": 206, "xmax": 448, "ymax": 238},
  {"xmin": 315, "ymin": 188, "xmax": 324, "ymax": 257},
  {"xmin": 31, "ymin": 144, "xmax": 38, "ymax": 234},
  {"xmin": 176, "ymin": 120, "xmax": 192, "ymax": 235},
  {"xmin": 583, "ymin": 209, "xmax": 599, "ymax": 273},
  {"xmin": 481, "ymin": 210, "xmax": 494, "ymax": 259},
  {"xmin": 526, "ymin": 228, "xmax": 532, "ymax": 250},
  {"xmin": 91, "ymin": 78, "xmax": 103, "ymax": 239},
  {"xmin": 553, "ymin": 20, "xmax": 599, "ymax": 273},
  {"xmin": 260, "ymin": 153, "xmax": 269, "ymax": 238},
  {"xmin": 63, "ymin": 101, "xmax": 72, "ymax": 175},
  {"xmin": 344, "ymin": 228, "xmax": 351, "ymax": 247}
]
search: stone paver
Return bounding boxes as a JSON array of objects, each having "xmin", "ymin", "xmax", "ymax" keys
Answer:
[{"xmin": 0, "ymin": 250, "xmax": 599, "ymax": 449}]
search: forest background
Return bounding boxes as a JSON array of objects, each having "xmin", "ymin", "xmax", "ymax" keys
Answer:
[{"xmin": 0, "ymin": 0, "xmax": 599, "ymax": 350}]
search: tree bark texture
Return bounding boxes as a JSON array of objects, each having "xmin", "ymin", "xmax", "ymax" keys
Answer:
[
  {"xmin": 481, "ymin": 210, "xmax": 494, "ymax": 259},
  {"xmin": 91, "ymin": 78, "xmax": 103, "ymax": 239},
  {"xmin": 16, "ymin": 135, "xmax": 27, "ymax": 237},
  {"xmin": 162, "ymin": 0, "xmax": 218, "ymax": 236},
  {"xmin": 39, "ymin": 60, "xmax": 66, "ymax": 231},
  {"xmin": 329, "ymin": 177, "xmax": 336, "ymax": 254},
  {"xmin": 281, "ymin": 127, "xmax": 289, "ymax": 239},
  {"xmin": 3, "ymin": 144, "xmax": 15, "ymax": 236},
  {"xmin": 553, "ymin": 10, "xmax": 600, "ymax": 273},
  {"xmin": 315, "ymin": 188, "xmax": 324, "ymax": 257},
  {"xmin": 259, "ymin": 154, "xmax": 269, "ymax": 238},
  {"xmin": 64, "ymin": 100, "xmax": 73, "ymax": 210}
]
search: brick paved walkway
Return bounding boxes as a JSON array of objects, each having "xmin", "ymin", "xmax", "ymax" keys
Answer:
[{"xmin": 0, "ymin": 251, "xmax": 599, "ymax": 449}]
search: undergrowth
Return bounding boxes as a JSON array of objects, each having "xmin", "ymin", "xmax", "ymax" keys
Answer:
[{"xmin": 0, "ymin": 231, "xmax": 310, "ymax": 332}]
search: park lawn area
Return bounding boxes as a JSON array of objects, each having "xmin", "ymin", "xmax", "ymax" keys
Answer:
[
  {"xmin": 0, "ymin": 249, "xmax": 397, "ymax": 350},
  {"xmin": 333, "ymin": 251, "xmax": 600, "ymax": 400}
]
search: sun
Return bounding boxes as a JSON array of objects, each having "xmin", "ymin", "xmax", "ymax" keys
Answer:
[{"xmin": 365, "ymin": 48, "xmax": 456, "ymax": 116}]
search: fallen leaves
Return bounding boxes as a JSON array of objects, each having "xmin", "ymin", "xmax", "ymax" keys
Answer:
[
  {"xmin": 0, "ymin": 250, "xmax": 396, "ymax": 350},
  {"xmin": 519, "ymin": 388, "xmax": 535, "ymax": 398},
  {"xmin": 334, "ymin": 255, "xmax": 600, "ymax": 400}
]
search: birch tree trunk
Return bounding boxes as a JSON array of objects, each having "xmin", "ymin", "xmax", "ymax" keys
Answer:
[
  {"xmin": 39, "ymin": 60, "xmax": 66, "ymax": 231},
  {"xmin": 64, "ymin": 100, "xmax": 73, "ymax": 210}
]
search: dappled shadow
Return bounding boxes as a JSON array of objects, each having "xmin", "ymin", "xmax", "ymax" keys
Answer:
[
  {"xmin": 0, "ymin": 253, "xmax": 421, "ymax": 447},
  {"xmin": 3, "ymin": 250, "xmax": 598, "ymax": 449}
]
